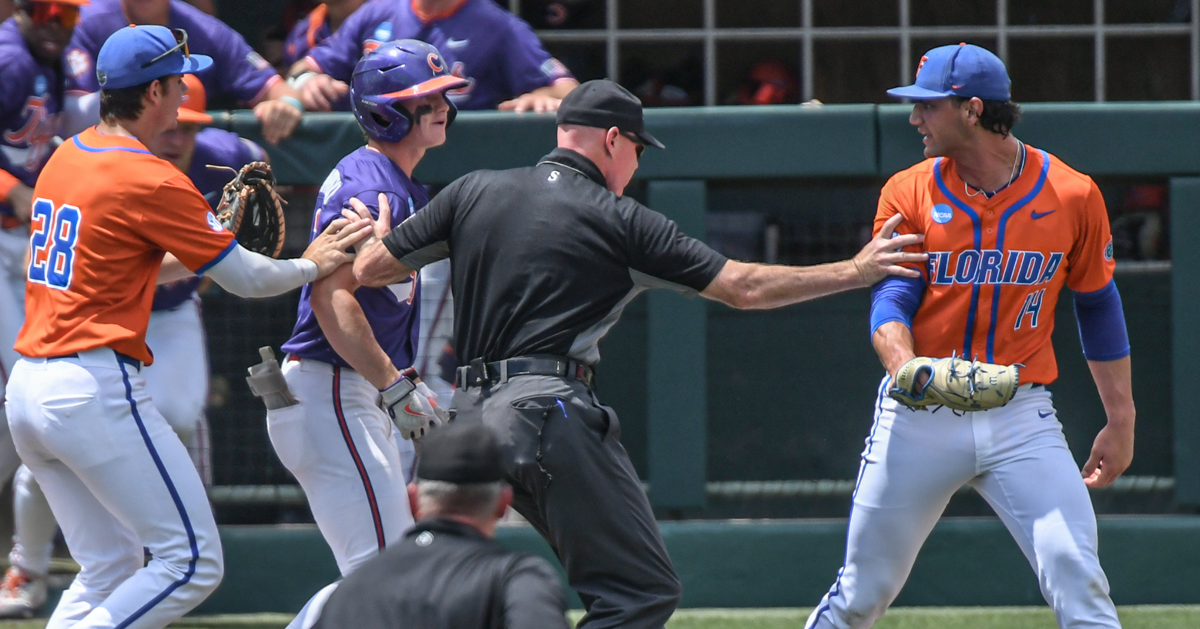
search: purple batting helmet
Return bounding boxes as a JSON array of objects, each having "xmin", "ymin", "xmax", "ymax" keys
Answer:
[{"xmin": 350, "ymin": 39, "xmax": 469, "ymax": 143}]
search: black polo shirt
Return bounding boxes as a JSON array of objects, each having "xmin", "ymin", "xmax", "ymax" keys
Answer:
[
  {"xmin": 312, "ymin": 518, "xmax": 568, "ymax": 629},
  {"xmin": 382, "ymin": 148, "xmax": 728, "ymax": 365}
]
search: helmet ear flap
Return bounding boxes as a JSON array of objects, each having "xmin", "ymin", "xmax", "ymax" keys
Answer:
[
  {"xmin": 390, "ymin": 101, "xmax": 415, "ymax": 139},
  {"xmin": 446, "ymin": 97, "xmax": 458, "ymax": 129}
]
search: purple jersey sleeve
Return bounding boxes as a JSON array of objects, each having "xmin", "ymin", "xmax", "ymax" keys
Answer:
[
  {"xmin": 0, "ymin": 20, "xmax": 64, "ymax": 216},
  {"xmin": 497, "ymin": 14, "xmax": 573, "ymax": 98},
  {"xmin": 283, "ymin": 8, "xmax": 333, "ymax": 67},
  {"xmin": 305, "ymin": 0, "xmax": 390, "ymax": 80},
  {"xmin": 63, "ymin": 4, "xmax": 106, "ymax": 94},
  {"xmin": 173, "ymin": 1, "xmax": 281, "ymax": 103}
]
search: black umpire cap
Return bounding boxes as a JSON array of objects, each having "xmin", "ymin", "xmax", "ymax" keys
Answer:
[
  {"xmin": 417, "ymin": 422, "xmax": 505, "ymax": 484},
  {"xmin": 556, "ymin": 79, "xmax": 665, "ymax": 150}
]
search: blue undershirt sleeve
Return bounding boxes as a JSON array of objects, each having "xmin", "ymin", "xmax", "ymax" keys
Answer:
[
  {"xmin": 870, "ymin": 275, "xmax": 926, "ymax": 337},
  {"xmin": 1073, "ymin": 279, "xmax": 1130, "ymax": 362}
]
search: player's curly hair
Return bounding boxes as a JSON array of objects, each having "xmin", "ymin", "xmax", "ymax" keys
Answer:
[
  {"xmin": 99, "ymin": 80, "xmax": 155, "ymax": 123},
  {"xmin": 951, "ymin": 97, "xmax": 1022, "ymax": 138}
]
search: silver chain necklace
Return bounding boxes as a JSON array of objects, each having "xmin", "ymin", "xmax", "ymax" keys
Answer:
[{"xmin": 964, "ymin": 143, "xmax": 1023, "ymax": 198}]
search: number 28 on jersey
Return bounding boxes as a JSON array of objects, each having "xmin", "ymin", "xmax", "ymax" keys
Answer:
[{"xmin": 27, "ymin": 198, "xmax": 82, "ymax": 290}]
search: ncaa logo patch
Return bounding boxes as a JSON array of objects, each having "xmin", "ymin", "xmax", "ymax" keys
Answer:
[
  {"xmin": 34, "ymin": 75, "xmax": 47, "ymax": 95},
  {"xmin": 930, "ymin": 203, "xmax": 953, "ymax": 224},
  {"xmin": 206, "ymin": 212, "xmax": 225, "ymax": 233},
  {"xmin": 373, "ymin": 22, "xmax": 393, "ymax": 42}
]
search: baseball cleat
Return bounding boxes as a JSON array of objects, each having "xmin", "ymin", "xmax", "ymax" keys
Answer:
[{"xmin": 0, "ymin": 566, "xmax": 47, "ymax": 619}]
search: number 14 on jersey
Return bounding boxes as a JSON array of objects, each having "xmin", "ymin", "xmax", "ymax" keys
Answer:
[{"xmin": 27, "ymin": 198, "xmax": 81, "ymax": 290}]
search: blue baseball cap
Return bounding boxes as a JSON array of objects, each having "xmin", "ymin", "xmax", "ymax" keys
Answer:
[
  {"xmin": 96, "ymin": 25, "xmax": 212, "ymax": 90},
  {"xmin": 887, "ymin": 43, "xmax": 1011, "ymax": 101}
]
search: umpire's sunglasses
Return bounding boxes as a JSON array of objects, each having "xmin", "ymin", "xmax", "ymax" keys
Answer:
[
  {"xmin": 140, "ymin": 28, "xmax": 190, "ymax": 69},
  {"xmin": 17, "ymin": 1, "xmax": 81, "ymax": 28},
  {"xmin": 620, "ymin": 131, "xmax": 645, "ymax": 159}
]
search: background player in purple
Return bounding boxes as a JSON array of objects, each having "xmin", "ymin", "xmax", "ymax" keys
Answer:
[
  {"xmin": 261, "ymin": 39, "xmax": 461, "ymax": 629},
  {"xmin": 0, "ymin": 73, "xmax": 270, "ymax": 619},
  {"xmin": 0, "ymin": 1, "xmax": 87, "ymax": 616},
  {"xmin": 290, "ymin": 0, "xmax": 578, "ymax": 113},
  {"xmin": 281, "ymin": 0, "xmax": 367, "ymax": 68},
  {"xmin": 61, "ymin": 0, "xmax": 305, "ymax": 143}
]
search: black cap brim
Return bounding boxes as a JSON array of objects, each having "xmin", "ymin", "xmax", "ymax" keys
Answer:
[{"xmin": 634, "ymin": 129, "xmax": 665, "ymax": 150}]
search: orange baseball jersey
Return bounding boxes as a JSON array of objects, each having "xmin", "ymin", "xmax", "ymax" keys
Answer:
[
  {"xmin": 875, "ymin": 146, "xmax": 1115, "ymax": 385},
  {"xmin": 15, "ymin": 127, "xmax": 236, "ymax": 365}
]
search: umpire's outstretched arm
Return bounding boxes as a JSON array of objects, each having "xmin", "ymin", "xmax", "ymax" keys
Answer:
[{"xmin": 700, "ymin": 213, "xmax": 925, "ymax": 310}]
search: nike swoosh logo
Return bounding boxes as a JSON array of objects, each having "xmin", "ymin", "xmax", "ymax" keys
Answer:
[
  {"xmin": 1031, "ymin": 209, "xmax": 1056, "ymax": 220},
  {"xmin": 1038, "ymin": 410, "xmax": 1054, "ymax": 418},
  {"xmin": 404, "ymin": 404, "xmax": 420, "ymax": 415},
  {"xmin": 447, "ymin": 38, "xmax": 469, "ymax": 49}
]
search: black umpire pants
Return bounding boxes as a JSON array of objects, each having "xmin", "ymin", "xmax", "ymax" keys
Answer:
[{"xmin": 452, "ymin": 375, "xmax": 681, "ymax": 629}]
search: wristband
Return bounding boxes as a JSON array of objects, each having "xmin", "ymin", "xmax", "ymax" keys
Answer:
[{"xmin": 279, "ymin": 95, "xmax": 304, "ymax": 112}]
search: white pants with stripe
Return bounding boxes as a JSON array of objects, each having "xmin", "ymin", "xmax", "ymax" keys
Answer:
[
  {"xmin": 805, "ymin": 379, "xmax": 1120, "ymax": 629},
  {"xmin": 9, "ymin": 300, "xmax": 214, "ymax": 578},
  {"xmin": 5, "ymin": 348, "xmax": 222, "ymax": 629},
  {"xmin": 267, "ymin": 358, "xmax": 415, "ymax": 628}
]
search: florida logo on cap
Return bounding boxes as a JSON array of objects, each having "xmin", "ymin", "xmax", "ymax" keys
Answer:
[{"xmin": 915, "ymin": 55, "xmax": 928, "ymax": 79}]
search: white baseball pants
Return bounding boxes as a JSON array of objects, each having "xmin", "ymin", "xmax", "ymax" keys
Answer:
[
  {"xmin": 9, "ymin": 299, "xmax": 215, "ymax": 578},
  {"xmin": 5, "ymin": 348, "xmax": 222, "ymax": 629},
  {"xmin": 805, "ymin": 379, "xmax": 1120, "ymax": 629},
  {"xmin": 267, "ymin": 358, "xmax": 415, "ymax": 628}
]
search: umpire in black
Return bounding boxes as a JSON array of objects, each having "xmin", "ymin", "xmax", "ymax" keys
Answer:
[
  {"xmin": 351, "ymin": 79, "xmax": 926, "ymax": 629},
  {"xmin": 312, "ymin": 421, "xmax": 569, "ymax": 629}
]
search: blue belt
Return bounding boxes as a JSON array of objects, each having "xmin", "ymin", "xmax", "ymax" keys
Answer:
[{"xmin": 46, "ymin": 351, "xmax": 143, "ymax": 371}]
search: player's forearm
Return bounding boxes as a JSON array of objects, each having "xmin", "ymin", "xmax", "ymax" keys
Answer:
[
  {"xmin": 702, "ymin": 259, "xmax": 863, "ymax": 310},
  {"xmin": 206, "ymin": 245, "xmax": 318, "ymax": 297},
  {"xmin": 265, "ymin": 79, "xmax": 301, "ymax": 103},
  {"xmin": 535, "ymin": 79, "xmax": 579, "ymax": 100},
  {"xmin": 873, "ymin": 321, "xmax": 918, "ymax": 380},
  {"xmin": 157, "ymin": 253, "xmax": 196, "ymax": 285},
  {"xmin": 353, "ymin": 238, "xmax": 415, "ymax": 288},
  {"xmin": 311, "ymin": 282, "xmax": 401, "ymax": 390},
  {"xmin": 1087, "ymin": 356, "xmax": 1136, "ymax": 428}
]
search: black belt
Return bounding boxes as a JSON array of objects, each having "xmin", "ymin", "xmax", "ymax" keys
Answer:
[
  {"xmin": 46, "ymin": 351, "xmax": 143, "ymax": 371},
  {"xmin": 456, "ymin": 356, "xmax": 594, "ymax": 390}
]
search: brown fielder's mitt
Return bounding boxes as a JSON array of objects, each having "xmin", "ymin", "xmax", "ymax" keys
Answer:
[
  {"xmin": 889, "ymin": 355, "xmax": 1021, "ymax": 413},
  {"xmin": 215, "ymin": 162, "xmax": 286, "ymax": 258}
]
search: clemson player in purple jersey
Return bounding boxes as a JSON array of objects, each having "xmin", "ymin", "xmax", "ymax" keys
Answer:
[
  {"xmin": 262, "ymin": 40, "xmax": 462, "ymax": 629},
  {"xmin": 281, "ymin": 0, "xmax": 367, "ymax": 69},
  {"xmin": 289, "ymin": 0, "xmax": 577, "ymax": 113},
  {"xmin": 61, "ymin": 0, "xmax": 304, "ymax": 143}
]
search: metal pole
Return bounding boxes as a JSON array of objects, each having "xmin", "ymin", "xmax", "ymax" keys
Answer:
[
  {"xmin": 802, "ymin": 0, "xmax": 813, "ymax": 101},
  {"xmin": 704, "ymin": 0, "xmax": 717, "ymax": 106},
  {"xmin": 1094, "ymin": 0, "xmax": 1105, "ymax": 102},
  {"xmin": 997, "ymin": 0, "xmax": 1008, "ymax": 62},
  {"xmin": 1192, "ymin": 0, "xmax": 1199, "ymax": 100},
  {"xmin": 607, "ymin": 0, "xmax": 619, "ymax": 83},
  {"xmin": 899, "ymin": 0, "xmax": 911, "ymax": 84}
]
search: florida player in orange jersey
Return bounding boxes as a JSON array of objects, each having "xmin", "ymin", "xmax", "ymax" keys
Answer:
[
  {"xmin": 4, "ymin": 25, "xmax": 369, "ymax": 628},
  {"xmin": 805, "ymin": 44, "xmax": 1134, "ymax": 629}
]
